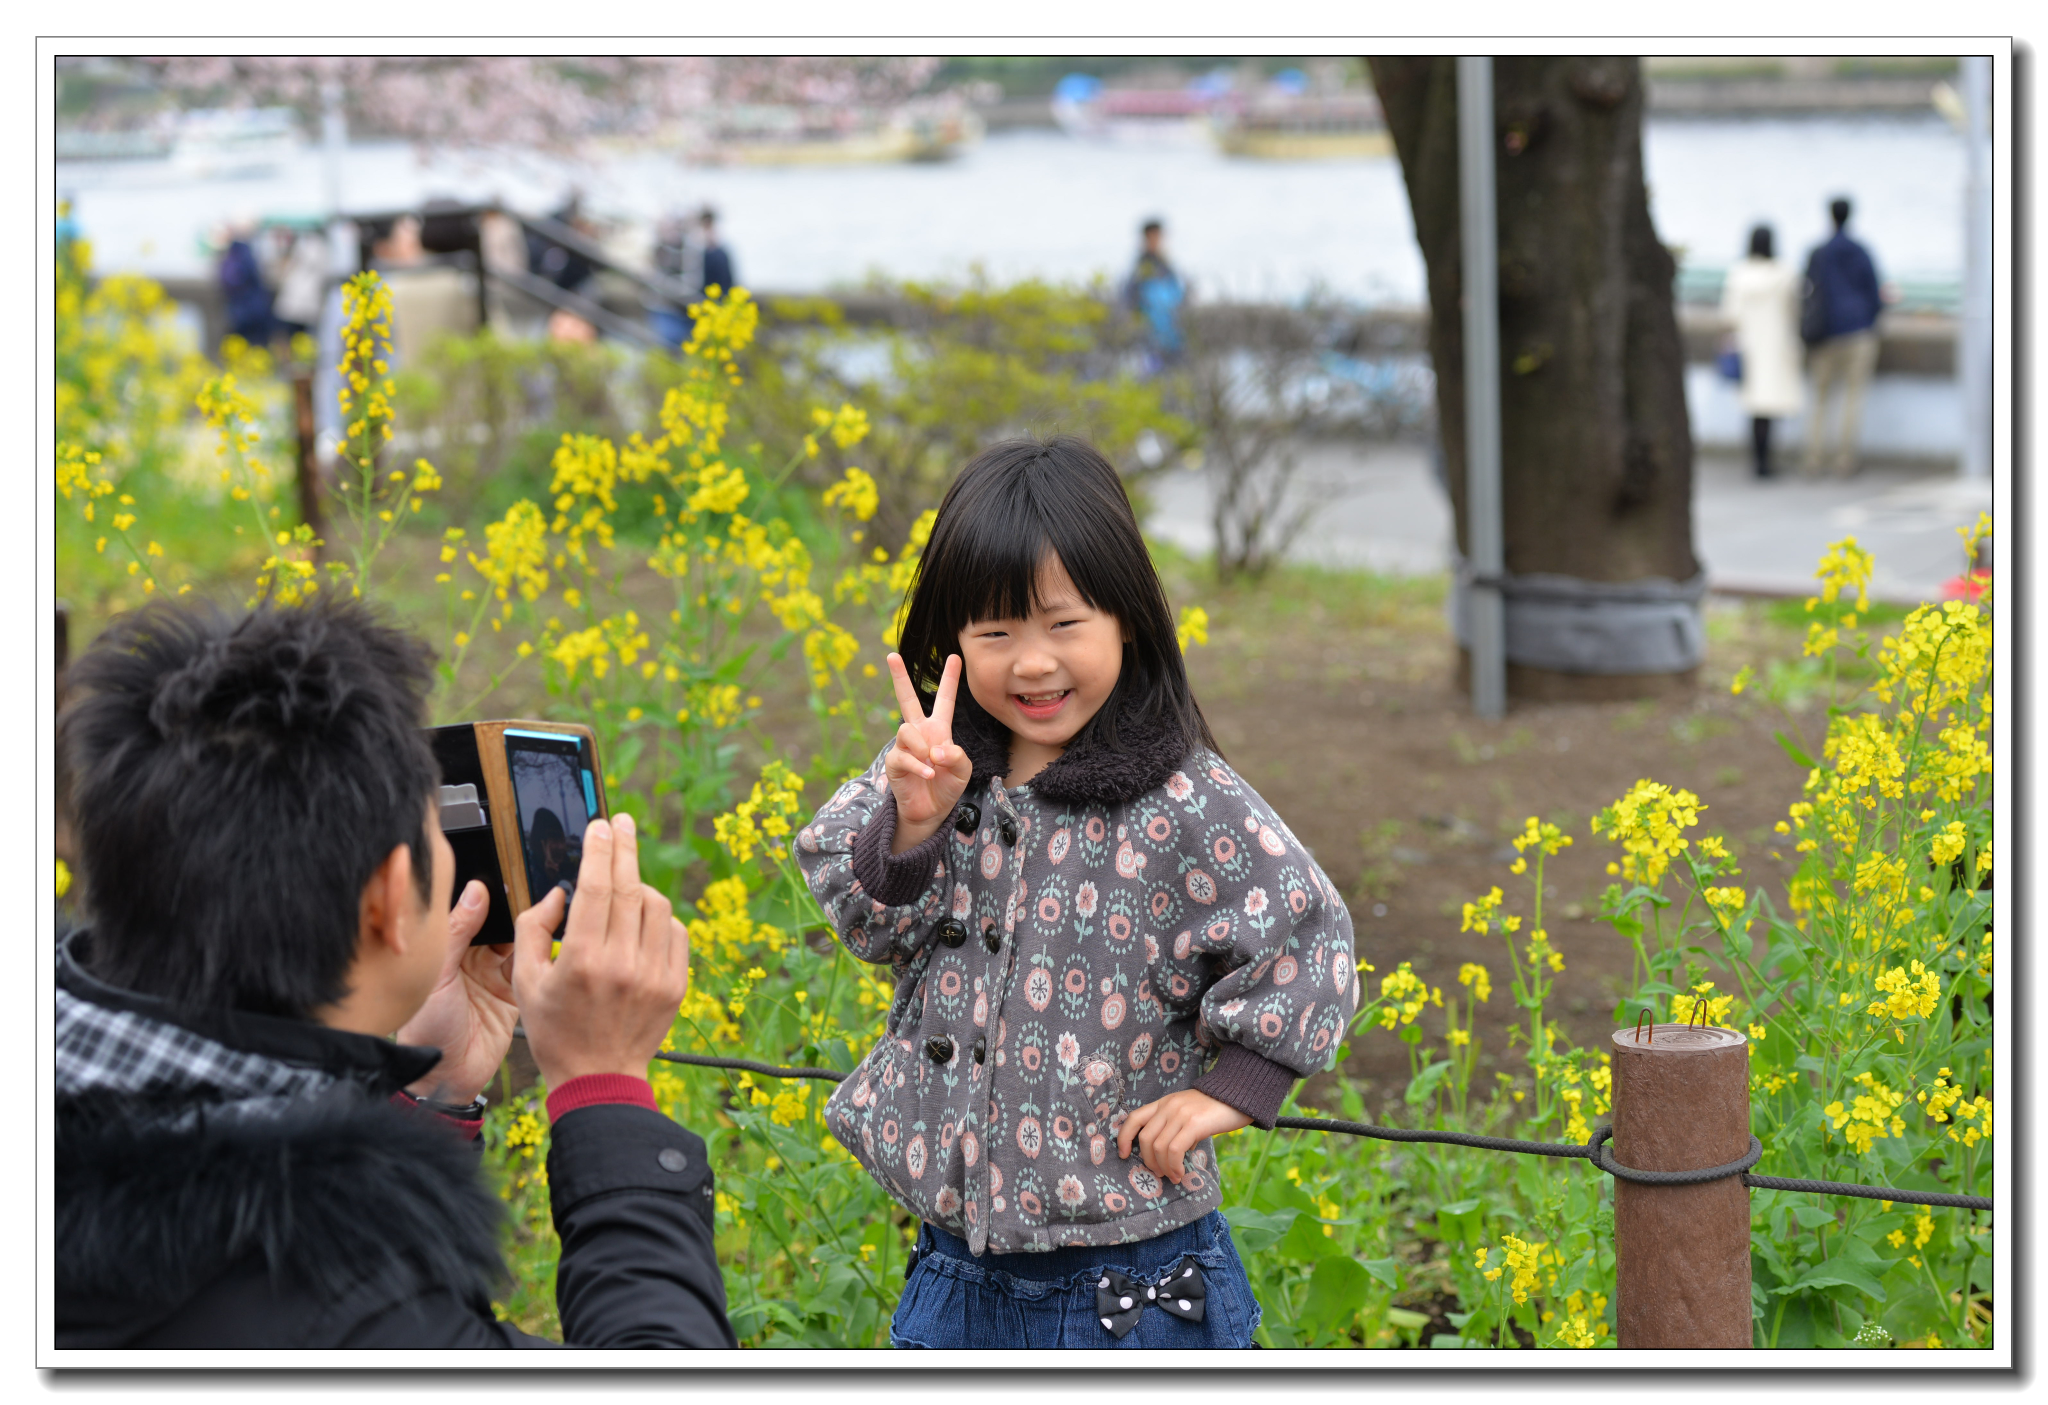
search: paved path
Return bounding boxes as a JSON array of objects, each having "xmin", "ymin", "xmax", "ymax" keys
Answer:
[{"xmin": 1144, "ymin": 442, "xmax": 1989, "ymax": 604}]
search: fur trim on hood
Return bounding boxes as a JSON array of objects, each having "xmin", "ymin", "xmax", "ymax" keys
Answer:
[
  {"xmin": 56, "ymin": 1083, "xmax": 506, "ymax": 1347},
  {"xmin": 949, "ymin": 684, "xmax": 1195, "ymax": 807}
]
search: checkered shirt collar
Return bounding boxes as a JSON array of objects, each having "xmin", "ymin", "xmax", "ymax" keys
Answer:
[
  {"xmin": 54, "ymin": 931, "xmax": 439, "ymax": 1107},
  {"xmin": 55, "ymin": 983, "xmax": 335, "ymax": 1105}
]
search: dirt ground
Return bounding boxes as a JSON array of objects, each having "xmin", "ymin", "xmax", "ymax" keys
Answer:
[{"xmin": 1167, "ymin": 565, "xmax": 1826, "ymax": 1116}]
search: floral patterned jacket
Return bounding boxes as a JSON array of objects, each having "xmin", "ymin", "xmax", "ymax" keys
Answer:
[{"xmin": 794, "ymin": 695, "xmax": 1360, "ymax": 1256}]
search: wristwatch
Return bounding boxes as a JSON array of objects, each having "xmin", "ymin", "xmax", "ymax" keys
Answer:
[{"xmin": 402, "ymin": 1088, "xmax": 491, "ymax": 1120}]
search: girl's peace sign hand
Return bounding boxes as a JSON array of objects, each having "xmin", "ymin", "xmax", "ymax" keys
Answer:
[{"xmin": 884, "ymin": 652, "xmax": 974, "ymax": 849}]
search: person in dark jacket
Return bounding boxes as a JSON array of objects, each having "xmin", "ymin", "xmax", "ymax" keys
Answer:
[
  {"xmin": 55, "ymin": 597, "xmax": 735, "ymax": 1349},
  {"xmin": 696, "ymin": 206, "xmax": 734, "ymax": 301},
  {"xmin": 218, "ymin": 218, "xmax": 276, "ymax": 347},
  {"xmin": 527, "ymin": 190, "xmax": 596, "ymax": 298},
  {"xmin": 673, "ymin": 206, "xmax": 738, "ymax": 347},
  {"xmin": 1801, "ymin": 197, "xmax": 1885, "ymax": 477}
]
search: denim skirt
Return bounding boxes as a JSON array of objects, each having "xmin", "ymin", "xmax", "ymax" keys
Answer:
[{"xmin": 890, "ymin": 1211, "xmax": 1261, "ymax": 1349}]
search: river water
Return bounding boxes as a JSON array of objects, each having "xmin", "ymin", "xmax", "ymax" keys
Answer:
[{"xmin": 60, "ymin": 116, "xmax": 1967, "ymax": 301}]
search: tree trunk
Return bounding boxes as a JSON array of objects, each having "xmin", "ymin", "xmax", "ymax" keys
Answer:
[{"xmin": 1367, "ymin": 56, "xmax": 1699, "ymax": 700}]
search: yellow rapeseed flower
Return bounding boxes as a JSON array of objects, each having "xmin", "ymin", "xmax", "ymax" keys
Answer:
[
  {"xmin": 1591, "ymin": 779, "xmax": 1702, "ymax": 885},
  {"xmin": 1813, "ymin": 535, "xmax": 1874, "ymax": 610},
  {"xmin": 820, "ymin": 465, "xmax": 880, "ymax": 522},
  {"xmin": 1457, "ymin": 963, "xmax": 1492, "ymax": 1004}
]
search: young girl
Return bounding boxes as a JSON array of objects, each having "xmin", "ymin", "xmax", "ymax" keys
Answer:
[{"xmin": 795, "ymin": 437, "xmax": 1359, "ymax": 1348}]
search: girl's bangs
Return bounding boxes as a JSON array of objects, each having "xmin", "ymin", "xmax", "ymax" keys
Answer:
[{"xmin": 936, "ymin": 498, "xmax": 1095, "ymax": 635}]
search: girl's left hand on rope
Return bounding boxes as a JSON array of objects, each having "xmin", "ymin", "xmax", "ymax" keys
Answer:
[{"xmin": 1118, "ymin": 1088, "xmax": 1253, "ymax": 1184}]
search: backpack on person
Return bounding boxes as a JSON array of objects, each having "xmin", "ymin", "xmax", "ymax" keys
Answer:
[{"xmin": 1800, "ymin": 247, "xmax": 1832, "ymax": 346}]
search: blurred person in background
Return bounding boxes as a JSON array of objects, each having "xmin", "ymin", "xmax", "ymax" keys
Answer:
[
  {"xmin": 647, "ymin": 210, "xmax": 694, "ymax": 352},
  {"xmin": 271, "ymin": 227, "xmax": 329, "ymax": 348},
  {"xmin": 479, "ymin": 206, "xmax": 546, "ymax": 338},
  {"xmin": 1719, "ymin": 224, "xmax": 1802, "ymax": 479},
  {"xmin": 1800, "ymin": 196, "xmax": 1884, "ymax": 478},
  {"xmin": 528, "ymin": 188, "xmax": 596, "ymax": 298},
  {"xmin": 217, "ymin": 214, "xmax": 276, "ymax": 348},
  {"xmin": 1122, "ymin": 218, "xmax": 1186, "ymax": 373},
  {"xmin": 696, "ymin": 206, "xmax": 734, "ymax": 300},
  {"xmin": 676, "ymin": 206, "xmax": 735, "ymax": 346},
  {"xmin": 370, "ymin": 215, "xmax": 478, "ymax": 366},
  {"xmin": 56, "ymin": 194, "xmax": 81, "ymax": 260},
  {"xmin": 370, "ymin": 215, "xmax": 426, "ymax": 269}
]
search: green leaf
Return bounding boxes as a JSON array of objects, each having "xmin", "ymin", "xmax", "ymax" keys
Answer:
[
  {"xmin": 1774, "ymin": 729, "xmax": 1819, "ymax": 770},
  {"xmin": 1361, "ymin": 1257, "xmax": 1400, "ymax": 1290},
  {"xmin": 1435, "ymin": 1198, "xmax": 1484, "ymax": 1248},
  {"xmin": 1384, "ymin": 1306, "xmax": 1430, "ymax": 1344},
  {"xmin": 1793, "ymin": 1206, "xmax": 1837, "ymax": 1230},
  {"xmin": 1783, "ymin": 1256, "xmax": 1887, "ymax": 1302},
  {"xmin": 1221, "ymin": 1204, "xmax": 1299, "ymax": 1254},
  {"xmin": 1300, "ymin": 1256, "xmax": 1370, "ymax": 1335},
  {"xmin": 1277, "ymin": 1207, "xmax": 1349, "ymax": 1262},
  {"xmin": 1404, "ymin": 1059, "xmax": 1454, "ymax": 1108}
]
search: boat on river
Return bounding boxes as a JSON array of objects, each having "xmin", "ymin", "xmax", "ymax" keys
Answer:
[
  {"xmin": 692, "ymin": 104, "xmax": 983, "ymax": 166},
  {"xmin": 1208, "ymin": 94, "xmax": 1393, "ymax": 160},
  {"xmin": 1049, "ymin": 73, "xmax": 1225, "ymax": 144}
]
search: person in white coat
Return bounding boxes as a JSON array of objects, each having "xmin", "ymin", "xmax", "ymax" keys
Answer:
[{"xmin": 1719, "ymin": 225, "xmax": 1803, "ymax": 478}]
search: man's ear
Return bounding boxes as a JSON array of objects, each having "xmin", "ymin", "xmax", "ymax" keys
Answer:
[{"xmin": 358, "ymin": 841, "xmax": 416, "ymax": 959}]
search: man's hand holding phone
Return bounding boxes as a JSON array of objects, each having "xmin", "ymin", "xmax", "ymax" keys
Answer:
[
  {"xmin": 396, "ymin": 880, "xmax": 517, "ymax": 1105},
  {"xmin": 512, "ymin": 811, "xmax": 691, "ymax": 1087}
]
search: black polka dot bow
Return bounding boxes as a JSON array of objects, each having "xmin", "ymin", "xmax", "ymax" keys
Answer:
[{"xmin": 1095, "ymin": 1257, "xmax": 1207, "ymax": 1339}]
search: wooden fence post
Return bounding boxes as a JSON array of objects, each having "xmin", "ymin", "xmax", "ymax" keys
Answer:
[{"xmin": 1610, "ymin": 1023, "xmax": 1753, "ymax": 1348}]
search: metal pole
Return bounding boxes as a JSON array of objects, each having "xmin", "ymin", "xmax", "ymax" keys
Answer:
[
  {"xmin": 1457, "ymin": 56, "xmax": 1506, "ymax": 719},
  {"xmin": 1610, "ymin": 1023, "xmax": 1754, "ymax": 1347},
  {"xmin": 1958, "ymin": 56, "xmax": 1992, "ymax": 481}
]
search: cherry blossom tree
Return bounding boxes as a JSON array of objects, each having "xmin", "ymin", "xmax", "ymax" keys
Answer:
[{"xmin": 135, "ymin": 56, "xmax": 946, "ymax": 154}]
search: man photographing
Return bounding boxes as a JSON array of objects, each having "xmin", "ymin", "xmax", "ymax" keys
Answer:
[{"xmin": 55, "ymin": 597, "xmax": 736, "ymax": 1348}]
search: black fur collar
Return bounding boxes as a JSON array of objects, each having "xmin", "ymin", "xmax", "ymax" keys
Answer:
[
  {"xmin": 950, "ymin": 684, "xmax": 1196, "ymax": 808},
  {"xmin": 57, "ymin": 1083, "xmax": 506, "ymax": 1346}
]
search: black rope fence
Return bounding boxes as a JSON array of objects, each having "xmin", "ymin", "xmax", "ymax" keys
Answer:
[{"xmin": 654, "ymin": 1050, "xmax": 1994, "ymax": 1214}]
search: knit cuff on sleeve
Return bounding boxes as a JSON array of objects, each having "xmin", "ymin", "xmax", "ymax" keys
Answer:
[
  {"xmin": 1193, "ymin": 1042, "xmax": 1298, "ymax": 1131},
  {"xmin": 849, "ymin": 791, "xmax": 954, "ymax": 908},
  {"xmin": 546, "ymin": 1073, "xmax": 659, "ymax": 1122}
]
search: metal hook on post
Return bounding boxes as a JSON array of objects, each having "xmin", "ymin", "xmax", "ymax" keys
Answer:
[
  {"xmin": 1632, "ymin": 1010, "xmax": 1654, "ymax": 1044},
  {"xmin": 1689, "ymin": 996, "xmax": 1709, "ymax": 1031}
]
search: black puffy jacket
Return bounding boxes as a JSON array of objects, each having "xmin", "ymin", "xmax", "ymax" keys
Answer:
[{"xmin": 56, "ymin": 935, "xmax": 736, "ymax": 1349}]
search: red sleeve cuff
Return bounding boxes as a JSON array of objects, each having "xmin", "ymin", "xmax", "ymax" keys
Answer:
[{"xmin": 546, "ymin": 1073, "xmax": 659, "ymax": 1121}]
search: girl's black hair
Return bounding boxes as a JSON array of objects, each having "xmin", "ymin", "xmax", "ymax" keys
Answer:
[
  {"xmin": 1748, "ymin": 223, "xmax": 1774, "ymax": 260},
  {"xmin": 894, "ymin": 435, "xmax": 1219, "ymax": 761}
]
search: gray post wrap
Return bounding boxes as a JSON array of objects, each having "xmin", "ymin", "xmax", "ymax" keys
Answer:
[{"xmin": 1450, "ymin": 557, "xmax": 1707, "ymax": 675}]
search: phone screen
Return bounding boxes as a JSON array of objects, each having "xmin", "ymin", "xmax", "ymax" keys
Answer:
[{"xmin": 505, "ymin": 729, "xmax": 596, "ymax": 905}]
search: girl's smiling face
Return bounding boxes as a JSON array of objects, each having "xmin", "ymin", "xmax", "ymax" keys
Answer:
[{"xmin": 958, "ymin": 554, "xmax": 1125, "ymax": 782}]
